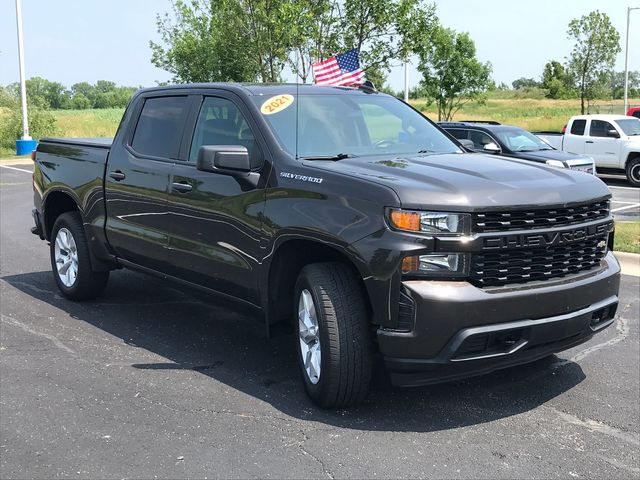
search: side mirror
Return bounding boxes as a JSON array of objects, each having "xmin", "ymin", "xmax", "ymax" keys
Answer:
[
  {"xmin": 458, "ymin": 139, "xmax": 475, "ymax": 150},
  {"xmin": 607, "ymin": 129, "xmax": 620, "ymax": 138},
  {"xmin": 197, "ymin": 145, "xmax": 251, "ymax": 174},
  {"xmin": 483, "ymin": 142, "xmax": 501, "ymax": 153}
]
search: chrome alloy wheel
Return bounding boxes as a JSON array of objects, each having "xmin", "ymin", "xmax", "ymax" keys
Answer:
[
  {"xmin": 54, "ymin": 227, "xmax": 78, "ymax": 287},
  {"xmin": 298, "ymin": 289, "xmax": 321, "ymax": 384}
]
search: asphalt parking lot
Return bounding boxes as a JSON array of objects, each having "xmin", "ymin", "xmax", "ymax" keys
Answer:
[
  {"xmin": 1, "ymin": 163, "xmax": 639, "ymax": 479},
  {"xmin": 599, "ymin": 174, "xmax": 640, "ymax": 221}
]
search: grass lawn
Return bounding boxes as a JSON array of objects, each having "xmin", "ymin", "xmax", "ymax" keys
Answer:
[
  {"xmin": 413, "ymin": 97, "xmax": 640, "ymax": 131},
  {"xmin": 614, "ymin": 221, "xmax": 640, "ymax": 254},
  {"xmin": 52, "ymin": 108, "xmax": 124, "ymax": 137},
  {"xmin": 0, "ymin": 155, "xmax": 31, "ymax": 163}
]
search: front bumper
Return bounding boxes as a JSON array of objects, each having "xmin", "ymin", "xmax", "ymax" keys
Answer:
[{"xmin": 378, "ymin": 252, "xmax": 621, "ymax": 386}]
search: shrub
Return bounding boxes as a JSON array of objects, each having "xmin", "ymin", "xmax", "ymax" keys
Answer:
[{"xmin": 0, "ymin": 103, "xmax": 57, "ymax": 151}]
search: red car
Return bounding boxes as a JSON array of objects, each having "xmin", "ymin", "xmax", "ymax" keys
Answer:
[{"xmin": 628, "ymin": 107, "xmax": 640, "ymax": 118}]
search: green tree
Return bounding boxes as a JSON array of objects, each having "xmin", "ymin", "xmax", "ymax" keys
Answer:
[
  {"xmin": 152, "ymin": 0, "xmax": 437, "ymax": 86},
  {"xmin": 151, "ymin": 0, "xmax": 295, "ymax": 83},
  {"xmin": 566, "ymin": 10, "xmax": 621, "ymax": 114},
  {"xmin": 417, "ymin": 26, "xmax": 492, "ymax": 121},
  {"xmin": 541, "ymin": 60, "xmax": 572, "ymax": 98},
  {"xmin": 71, "ymin": 93, "xmax": 92, "ymax": 110},
  {"xmin": 611, "ymin": 70, "xmax": 640, "ymax": 99},
  {"xmin": 9, "ymin": 77, "xmax": 67, "ymax": 109},
  {"xmin": 338, "ymin": 0, "xmax": 437, "ymax": 85},
  {"xmin": 511, "ymin": 77, "xmax": 539, "ymax": 90},
  {"xmin": 71, "ymin": 82, "xmax": 97, "ymax": 105},
  {"xmin": 288, "ymin": 0, "xmax": 340, "ymax": 83}
]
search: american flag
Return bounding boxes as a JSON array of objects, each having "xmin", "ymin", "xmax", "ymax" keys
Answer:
[{"xmin": 312, "ymin": 49, "xmax": 365, "ymax": 86}]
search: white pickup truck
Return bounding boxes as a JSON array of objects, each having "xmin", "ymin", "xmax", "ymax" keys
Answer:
[{"xmin": 536, "ymin": 114, "xmax": 640, "ymax": 187}]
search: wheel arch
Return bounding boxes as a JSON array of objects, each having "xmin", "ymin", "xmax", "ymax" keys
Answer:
[
  {"xmin": 264, "ymin": 238, "xmax": 373, "ymax": 330},
  {"xmin": 42, "ymin": 189, "xmax": 82, "ymax": 241}
]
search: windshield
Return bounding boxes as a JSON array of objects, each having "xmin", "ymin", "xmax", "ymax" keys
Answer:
[
  {"xmin": 252, "ymin": 93, "xmax": 462, "ymax": 158},
  {"xmin": 615, "ymin": 118, "xmax": 640, "ymax": 136},
  {"xmin": 493, "ymin": 127, "xmax": 553, "ymax": 152}
]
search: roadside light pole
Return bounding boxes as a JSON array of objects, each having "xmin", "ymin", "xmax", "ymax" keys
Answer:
[
  {"xmin": 15, "ymin": 0, "xmax": 30, "ymax": 141},
  {"xmin": 624, "ymin": 6, "xmax": 640, "ymax": 114},
  {"xmin": 404, "ymin": 60, "xmax": 409, "ymax": 102}
]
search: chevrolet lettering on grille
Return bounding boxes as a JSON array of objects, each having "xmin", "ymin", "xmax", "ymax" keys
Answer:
[{"xmin": 482, "ymin": 221, "xmax": 612, "ymax": 250}]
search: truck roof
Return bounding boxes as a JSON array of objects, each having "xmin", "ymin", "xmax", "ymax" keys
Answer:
[
  {"xmin": 135, "ymin": 83, "xmax": 381, "ymax": 97},
  {"xmin": 570, "ymin": 114, "xmax": 631, "ymax": 121}
]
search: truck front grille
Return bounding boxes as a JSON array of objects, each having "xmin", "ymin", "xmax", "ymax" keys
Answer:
[
  {"xmin": 469, "ymin": 237, "xmax": 607, "ymax": 287},
  {"xmin": 473, "ymin": 201, "xmax": 609, "ymax": 233}
]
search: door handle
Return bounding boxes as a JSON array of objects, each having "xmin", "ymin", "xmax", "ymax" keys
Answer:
[
  {"xmin": 585, "ymin": 141, "xmax": 594, "ymax": 144},
  {"xmin": 172, "ymin": 182, "xmax": 193, "ymax": 193},
  {"xmin": 109, "ymin": 170, "xmax": 126, "ymax": 181}
]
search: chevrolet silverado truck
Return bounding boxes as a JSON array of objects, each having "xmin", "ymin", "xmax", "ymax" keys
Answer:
[
  {"xmin": 31, "ymin": 84, "xmax": 621, "ymax": 407},
  {"xmin": 535, "ymin": 114, "xmax": 640, "ymax": 186}
]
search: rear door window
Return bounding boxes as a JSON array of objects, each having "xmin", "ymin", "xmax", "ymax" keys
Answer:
[
  {"xmin": 570, "ymin": 119, "xmax": 586, "ymax": 135},
  {"xmin": 131, "ymin": 96, "xmax": 188, "ymax": 158},
  {"xmin": 447, "ymin": 129, "xmax": 470, "ymax": 140}
]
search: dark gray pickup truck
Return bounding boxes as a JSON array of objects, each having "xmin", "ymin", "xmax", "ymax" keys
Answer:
[{"xmin": 31, "ymin": 83, "xmax": 621, "ymax": 407}]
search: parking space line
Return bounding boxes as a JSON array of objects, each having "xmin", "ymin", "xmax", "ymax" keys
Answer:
[
  {"xmin": 0, "ymin": 165, "xmax": 33, "ymax": 174},
  {"xmin": 612, "ymin": 203, "xmax": 640, "ymax": 212},
  {"xmin": 611, "ymin": 200, "xmax": 639, "ymax": 204}
]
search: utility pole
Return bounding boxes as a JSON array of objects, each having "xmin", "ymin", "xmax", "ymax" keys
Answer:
[{"xmin": 624, "ymin": 6, "xmax": 640, "ymax": 114}]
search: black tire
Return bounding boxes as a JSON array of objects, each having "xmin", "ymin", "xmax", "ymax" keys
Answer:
[
  {"xmin": 294, "ymin": 262, "xmax": 372, "ymax": 408},
  {"xmin": 625, "ymin": 157, "xmax": 640, "ymax": 187},
  {"xmin": 50, "ymin": 211, "xmax": 109, "ymax": 300}
]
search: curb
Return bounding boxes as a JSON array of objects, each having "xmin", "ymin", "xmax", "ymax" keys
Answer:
[{"xmin": 614, "ymin": 251, "xmax": 640, "ymax": 277}]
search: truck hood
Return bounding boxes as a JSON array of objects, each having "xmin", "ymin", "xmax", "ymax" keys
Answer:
[
  {"xmin": 303, "ymin": 153, "xmax": 610, "ymax": 211},
  {"xmin": 513, "ymin": 149, "xmax": 591, "ymax": 163}
]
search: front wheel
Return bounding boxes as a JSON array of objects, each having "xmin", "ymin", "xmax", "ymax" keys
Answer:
[
  {"xmin": 294, "ymin": 262, "xmax": 372, "ymax": 408},
  {"xmin": 625, "ymin": 157, "xmax": 640, "ymax": 187},
  {"xmin": 50, "ymin": 211, "xmax": 109, "ymax": 300}
]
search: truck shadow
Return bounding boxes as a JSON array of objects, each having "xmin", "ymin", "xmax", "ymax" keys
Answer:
[{"xmin": 3, "ymin": 269, "xmax": 587, "ymax": 433}]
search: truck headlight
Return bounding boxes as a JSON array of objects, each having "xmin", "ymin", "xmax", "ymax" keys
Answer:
[
  {"xmin": 401, "ymin": 253, "xmax": 469, "ymax": 277},
  {"xmin": 388, "ymin": 209, "xmax": 470, "ymax": 235},
  {"xmin": 545, "ymin": 159, "xmax": 566, "ymax": 168}
]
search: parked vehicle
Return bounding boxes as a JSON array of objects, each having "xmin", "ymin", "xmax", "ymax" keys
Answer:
[
  {"xmin": 31, "ymin": 84, "xmax": 620, "ymax": 407},
  {"xmin": 535, "ymin": 114, "xmax": 640, "ymax": 186},
  {"xmin": 439, "ymin": 121, "xmax": 596, "ymax": 174},
  {"xmin": 627, "ymin": 107, "xmax": 640, "ymax": 119}
]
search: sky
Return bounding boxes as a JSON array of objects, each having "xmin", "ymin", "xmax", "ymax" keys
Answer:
[{"xmin": 0, "ymin": 0, "xmax": 638, "ymax": 92}]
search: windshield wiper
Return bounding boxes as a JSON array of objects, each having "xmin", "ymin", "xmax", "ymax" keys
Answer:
[{"xmin": 300, "ymin": 153, "xmax": 357, "ymax": 161}]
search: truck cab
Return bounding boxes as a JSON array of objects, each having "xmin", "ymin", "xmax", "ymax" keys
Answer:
[{"xmin": 560, "ymin": 115, "xmax": 640, "ymax": 186}]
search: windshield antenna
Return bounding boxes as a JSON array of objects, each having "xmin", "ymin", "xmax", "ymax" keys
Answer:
[{"xmin": 295, "ymin": 48, "xmax": 300, "ymax": 160}]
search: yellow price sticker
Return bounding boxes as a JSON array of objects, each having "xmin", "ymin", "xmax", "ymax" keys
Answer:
[{"xmin": 260, "ymin": 94, "xmax": 294, "ymax": 115}]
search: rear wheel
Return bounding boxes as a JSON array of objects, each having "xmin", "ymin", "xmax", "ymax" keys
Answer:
[
  {"xmin": 50, "ymin": 212, "xmax": 109, "ymax": 300},
  {"xmin": 626, "ymin": 157, "xmax": 640, "ymax": 187},
  {"xmin": 294, "ymin": 262, "xmax": 372, "ymax": 408}
]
